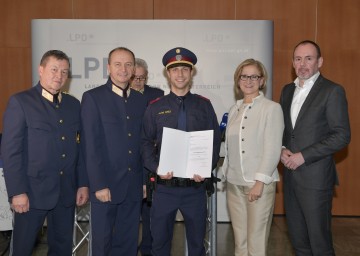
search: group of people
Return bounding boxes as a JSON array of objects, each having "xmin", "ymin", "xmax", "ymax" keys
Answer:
[{"xmin": 0, "ymin": 40, "xmax": 350, "ymax": 256}]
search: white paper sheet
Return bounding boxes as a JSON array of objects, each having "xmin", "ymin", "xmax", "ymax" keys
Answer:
[{"xmin": 158, "ymin": 127, "xmax": 214, "ymax": 178}]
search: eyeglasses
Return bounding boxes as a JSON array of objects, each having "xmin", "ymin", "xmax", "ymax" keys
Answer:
[
  {"xmin": 134, "ymin": 76, "xmax": 146, "ymax": 81},
  {"xmin": 239, "ymin": 75, "xmax": 262, "ymax": 81}
]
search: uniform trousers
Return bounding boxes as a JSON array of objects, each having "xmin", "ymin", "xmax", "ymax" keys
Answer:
[
  {"xmin": 284, "ymin": 176, "xmax": 335, "ymax": 256},
  {"xmin": 150, "ymin": 184, "xmax": 207, "ymax": 256},
  {"xmin": 10, "ymin": 202, "xmax": 75, "ymax": 256},
  {"xmin": 89, "ymin": 200, "xmax": 141, "ymax": 256},
  {"xmin": 140, "ymin": 199, "xmax": 152, "ymax": 255},
  {"xmin": 227, "ymin": 181, "xmax": 276, "ymax": 256}
]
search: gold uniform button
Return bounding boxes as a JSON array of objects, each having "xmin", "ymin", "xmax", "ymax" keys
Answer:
[
  {"xmin": 59, "ymin": 119, "xmax": 64, "ymax": 124},
  {"xmin": 129, "ymin": 150, "xmax": 132, "ymax": 154},
  {"xmin": 128, "ymin": 133, "xmax": 132, "ymax": 137},
  {"xmin": 126, "ymin": 116, "xmax": 130, "ymax": 119},
  {"xmin": 61, "ymin": 136, "xmax": 66, "ymax": 140},
  {"xmin": 128, "ymin": 167, "xmax": 131, "ymax": 171},
  {"xmin": 55, "ymin": 105, "xmax": 59, "ymax": 109},
  {"xmin": 59, "ymin": 171, "xmax": 64, "ymax": 175},
  {"xmin": 61, "ymin": 154, "xmax": 66, "ymax": 158}
]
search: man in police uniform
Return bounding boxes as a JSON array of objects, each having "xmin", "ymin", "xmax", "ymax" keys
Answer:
[
  {"xmin": 1, "ymin": 50, "xmax": 89, "ymax": 255},
  {"xmin": 81, "ymin": 47, "xmax": 148, "ymax": 255},
  {"xmin": 142, "ymin": 47, "xmax": 221, "ymax": 256},
  {"xmin": 131, "ymin": 57, "xmax": 164, "ymax": 256}
]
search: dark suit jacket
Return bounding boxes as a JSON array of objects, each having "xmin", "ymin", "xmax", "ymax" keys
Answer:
[
  {"xmin": 143, "ymin": 84, "xmax": 164, "ymax": 104},
  {"xmin": 280, "ymin": 75, "xmax": 351, "ymax": 189},
  {"xmin": 1, "ymin": 84, "xmax": 88, "ymax": 209},
  {"xmin": 81, "ymin": 79, "xmax": 148, "ymax": 204}
]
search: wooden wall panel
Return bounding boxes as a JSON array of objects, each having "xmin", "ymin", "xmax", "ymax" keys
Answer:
[
  {"xmin": 0, "ymin": 47, "xmax": 31, "ymax": 119},
  {"xmin": 0, "ymin": 0, "xmax": 359, "ymax": 215},
  {"xmin": 154, "ymin": 0, "xmax": 234, "ymax": 19},
  {"xmin": 73, "ymin": 0, "xmax": 154, "ymax": 19},
  {"xmin": 316, "ymin": 0, "xmax": 360, "ymax": 215}
]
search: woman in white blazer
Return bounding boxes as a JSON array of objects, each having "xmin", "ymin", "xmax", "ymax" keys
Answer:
[{"xmin": 223, "ymin": 59, "xmax": 284, "ymax": 256}]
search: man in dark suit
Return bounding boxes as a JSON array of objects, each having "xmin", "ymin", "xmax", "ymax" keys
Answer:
[
  {"xmin": 81, "ymin": 47, "xmax": 148, "ymax": 255},
  {"xmin": 280, "ymin": 40, "xmax": 351, "ymax": 256},
  {"xmin": 1, "ymin": 50, "xmax": 89, "ymax": 255},
  {"xmin": 131, "ymin": 58, "xmax": 164, "ymax": 256}
]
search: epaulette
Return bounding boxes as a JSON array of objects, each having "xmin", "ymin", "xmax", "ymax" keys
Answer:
[
  {"xmin": 196, "ymin": 94, "xmax": 210, "ymax": 102},
  {"xmin": 62, "ymin": 91, "xmax": 77, "ymax": 99},
  {"xmin": 149, "ymin": 97, "xmax": 161, "ymax": 105}
]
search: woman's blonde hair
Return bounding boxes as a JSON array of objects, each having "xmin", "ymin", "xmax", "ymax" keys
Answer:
[{"xmin": 233, "ymin": 58, "xmax": 268, "ymax": 96}]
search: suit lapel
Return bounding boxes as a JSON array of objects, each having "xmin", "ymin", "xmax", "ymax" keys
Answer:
[
  {"xmin": 294, "ymin": 76, "xmax": 323, "ymax": 127},
  {"xmin": 283, "ymin": 84, "xmax": 296, "ymax": 130}
]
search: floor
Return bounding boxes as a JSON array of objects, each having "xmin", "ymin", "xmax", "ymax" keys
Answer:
[{"xmin": 1, "ymin": 216, "xmax": 360, "ymax": 255}]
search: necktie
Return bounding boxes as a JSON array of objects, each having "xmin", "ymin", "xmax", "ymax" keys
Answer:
[
  {"xmin": 53, "ymin": 93, "xmax": 59, "ymax": 105},
  {"xmin": 122, "ymin": 84, "xmax": 129, "ymax": 99},
  {"xmin": 112, "ymin": 80, "xmax": 129, "ymax": 99},
  {"xmin": 177, "ymin": 96, "xmax": 186, "ymax": 131}
]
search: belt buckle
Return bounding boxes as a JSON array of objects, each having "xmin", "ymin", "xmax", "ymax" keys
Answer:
[{"xmin": 175, "ymin": 178, "xmax": 183, "ymax": 187}]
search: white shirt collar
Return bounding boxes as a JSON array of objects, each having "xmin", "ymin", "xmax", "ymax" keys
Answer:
[{"xmin": 294, "ymin": 71, "xmax": 320, "ymax": 89}]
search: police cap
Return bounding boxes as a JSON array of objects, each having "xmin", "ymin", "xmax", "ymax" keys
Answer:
[{"xmin": 162, "ymin": 47, "xmax": 197, "ymax": 69}]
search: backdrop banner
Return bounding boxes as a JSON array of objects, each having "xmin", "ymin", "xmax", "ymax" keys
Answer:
[{"xmin": 31, "ymin": 19, "xmax": 273, "ymax": 222}]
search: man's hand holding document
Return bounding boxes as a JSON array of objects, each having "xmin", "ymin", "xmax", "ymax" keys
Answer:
[{"xmin": 158, "ymin": 127, "xmax": 214, "ymax": 178}]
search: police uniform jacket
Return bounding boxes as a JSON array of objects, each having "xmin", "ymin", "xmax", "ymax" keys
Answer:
[
  {"xmin": 81, "ymin": 78, "xmax": 148, "ymax": 203},
  {"xmin": 143, "ymin": 85, "xmax": 164, "ymax": 104},
  {"xmin": 142, "ymin": 91, "xmax": 221, "ymax": 174},
  {"xmin": 1, "ymin": 84, "xmax": 88, "ymax": 210}
]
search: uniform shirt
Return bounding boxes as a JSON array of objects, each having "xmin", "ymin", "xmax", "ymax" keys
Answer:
[{"xmin": 142, "ymin": 91, "xmax": 221, "ymax": 174}]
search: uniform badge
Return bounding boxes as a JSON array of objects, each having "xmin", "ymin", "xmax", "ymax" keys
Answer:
[{"xmin": 76, "ymin": 131, "xmax": 80, "ymax": 144}]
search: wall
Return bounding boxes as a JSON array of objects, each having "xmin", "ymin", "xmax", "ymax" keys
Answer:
[{"xmin": 0, "ymin": 0, "xmax": 359, "ymax": 215}]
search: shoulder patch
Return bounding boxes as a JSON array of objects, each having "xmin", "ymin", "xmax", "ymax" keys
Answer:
[
  {"xmin": 196, "ymin": 94, "xmax": 210, "ymax": 102},
  {"xmin": 149, "ymin": 97, "xmax": 161, "ymax": 105}
]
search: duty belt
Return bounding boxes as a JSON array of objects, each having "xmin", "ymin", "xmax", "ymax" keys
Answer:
[{"xmin": 156, "ymin": 177, "xmax": 203, "ymax": 187}]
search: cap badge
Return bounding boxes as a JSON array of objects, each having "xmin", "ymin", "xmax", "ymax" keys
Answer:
[
  {"xmin": 176, "ymin": 55, "xmax": 182, "ymax": 61},
  {"xmin": 176, "ymin": 48, "xmax": 181, "ymax": 54}
]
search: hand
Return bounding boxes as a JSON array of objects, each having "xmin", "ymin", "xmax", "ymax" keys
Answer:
[
  {"xmin": 159, "ymin": 171, "xmax": 173, "ymax": 180},
  {"xmin": 283, "ymin": 152, "xmax": 305, "ymax": 171},
  {"xmin": 192, "ymin": 174, "xmax": 205, "ymax": 183},
  {"xmin": 95, "ymin": 188, "xmax": 111, "ymax": 202},
  {"xmin": 280, "ymin": 148, "xmax": 293, "ymax": 165},
  {"xmin": 11, "ymin": 193, "xmax": 30, "ymax": 213},
  {"xmin": 248, "ymin": 181, "xmax": 264, "ymax": 202},
  {"xmin": 76, "ymin": 187, "xmax": 89, "ymax": 206}
]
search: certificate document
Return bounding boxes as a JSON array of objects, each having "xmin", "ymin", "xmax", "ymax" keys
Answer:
[{"xmin": 158, "ymin": 127, "xmax": 214, "ymax": 178}]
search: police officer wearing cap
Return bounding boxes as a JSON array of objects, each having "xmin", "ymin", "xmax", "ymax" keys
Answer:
[{"xmin": 142, "ymin": 47, "xmax": 221, "ymax": 256}]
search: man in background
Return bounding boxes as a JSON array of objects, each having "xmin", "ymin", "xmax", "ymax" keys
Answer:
[{"xmin": 131, "ymin": 57, "xmax": 164, "ymax": 256}]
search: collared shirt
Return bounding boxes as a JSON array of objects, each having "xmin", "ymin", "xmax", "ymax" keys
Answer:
[{"xmin": 291, "ymin": 71, "xmax": 320, "ymax": 127}]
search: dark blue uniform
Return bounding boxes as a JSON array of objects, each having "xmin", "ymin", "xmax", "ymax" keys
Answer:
[
  {"xmin": 142, "ymin": 91, "xmax": 221, "ymax": 256},
  {"xmin": 1, "ymin": 84, "xmax": 88, "ymax": 256},
  {"xmin": 81, "ymin": 78, "xmax": 148, "ymax": 255},
  {"xmin": 140, "ymin": 84, "xmax": 164, "ymax": 256}
]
